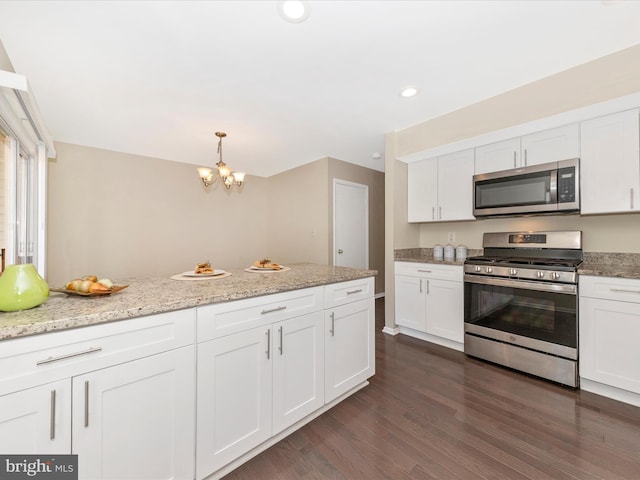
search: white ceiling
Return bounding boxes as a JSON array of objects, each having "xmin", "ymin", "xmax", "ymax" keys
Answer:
[{"xmin": 0, "ymin": 0, "xmax": 639, "ymax": 177}]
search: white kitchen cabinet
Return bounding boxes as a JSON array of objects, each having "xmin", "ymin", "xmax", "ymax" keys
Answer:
[
  {"xmin": 474, "ymin": 124, "xmax": 579, "ymax": 174},
  {"xmin": 394, "ymin": 262, "xmax": 464, "ymax": 351},
  {"xmin": 0, "ymin": 309, "xmax": 197, "ymax": 479},
  {"xmin": 407, "ymin": 149, "xmax": 474, "ymax": 223},
  {"xmin": 579, "ymin": 275, "xmax": 640, "ymax": 407},
  {"xmin": 0, "ymin": 379, "xmax": 71, "ymax": 454},
  {"xmin": 196, "ymin": 287, "xmax": 327, "ymax": 479},
  {"xmin": 580, "ymin": 109, "xmax": 640, "ymax": 215},
  {"xmin": 324, "ymin": 297, "xmax": 375, "ymax": 403},
  {"xmin": 74, "ymin": 346, "xmax": 195, "ymax": 480},
  {"xmin": 196, "ymin": 324, "xmax": 273, "ymax": 477},
  {"xmin": 272, "ymin": 312, "xmax": 324, "ymax": 435}
]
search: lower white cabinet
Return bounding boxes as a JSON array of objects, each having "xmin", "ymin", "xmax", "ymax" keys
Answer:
[
  {"xmin": 324, "ymin": 297, "xmax": 375, "ymax": 403},
  {"xmin": 394, "ymin": 262, "xmax": 464, "ymax": 350},
  {"xmin": 74, "ymin": 346, "xmax": 195, "ymax": 480},
  {"xmin": 579, "ymin": 275, "xmax": 640, "ymax": 407},
  {"xmin": 0, "ymin": 379, "xmax": 71, "ymax": 454},
  {"xmin": 0, "ymin": 309, "xmax": 196, "ymax": 480},
  {"xmin": 196, "ymin": 310, "xmax": 324, "ymax": 478}
]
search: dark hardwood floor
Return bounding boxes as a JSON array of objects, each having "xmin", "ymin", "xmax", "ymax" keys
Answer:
[{"xmin": 224, "ymin": 298, "xmax": 640, "ymax": 479}]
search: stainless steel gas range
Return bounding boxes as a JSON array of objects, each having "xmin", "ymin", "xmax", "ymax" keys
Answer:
[{"xmin": 463, "ymin": 231, "xmax": 583, "ymax": 387}]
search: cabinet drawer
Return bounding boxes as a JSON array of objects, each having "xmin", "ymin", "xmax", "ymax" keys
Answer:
[
  {"xmin": 197, "ymin": 287, "xmax": 323, "ymax": 342},
  {"xmin": 395, "ymin": 261, "xmax": 462, "ymax": 281},
  {"xmin": 324, "ymin": 277, "xmax": 374, "ymax": 309},
  {"xmin": 0, "ymin": 309, "xmax": 195, "ymax": 396},
  {"xmin": 580, "ymin": 275, "xmax": 640, "ymax": 303}
]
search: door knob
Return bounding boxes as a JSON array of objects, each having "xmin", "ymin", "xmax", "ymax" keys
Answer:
[{"xmin": 337, "ymin": 249, "xmax": 343, "ymax": 254}]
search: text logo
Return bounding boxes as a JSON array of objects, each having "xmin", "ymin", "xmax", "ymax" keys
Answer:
[{"xmin": 0, "ymin": 455, "xmax": 77, "ymax": 480}]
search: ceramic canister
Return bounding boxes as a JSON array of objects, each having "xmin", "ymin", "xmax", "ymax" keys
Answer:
[
  {"xmin": 456, "ymin": 245, "xmax": 468, "ymax": 261},
  {"xmin": 444, "ymin": 244, "xmax": 455, "ymax": 260},
  {"xmin": 433, "ymin": 244, "xmax": 444, "ymax": 260},
  {"xmin": 0, "ymin": 263, "xmax": 50, "ymax": 311}
]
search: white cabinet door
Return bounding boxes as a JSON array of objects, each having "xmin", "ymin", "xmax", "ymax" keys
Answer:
[
  {"xmin": 474, "ymin": 137, "xmax": 521, "ymax": 174},
  {"xmin": 581, "ymin": 109, "xmax": 640, "ymax": 215},
  {"xmin": 521, "ymin": 124, "xmax": 580, "ymax": 167},
  {"xmin": 197, "ymin": 327, "xmax": 272, "ymax": 479},
  {"xmin": 394, "ymin": 274, "xmax": 426, "ymax": 331},
  {"xmin": 325, "ymin": 297, "xmax": 375, "ymax": 403},
  {"xmin": 73, "ymin": 347, "xmax": 195, "ymax": 480},
  {"xmin": 407, "ymin": 157, "xmax": 438, "ymax": 222},
  {"xmin": 272, "ymin": 312, "xmax": 324, "ymax": 435},
  {"xmin": 580, "ymin": 297, "xmax": 640, "ymax": 394},
  {"xmin": 437, "ymin": 149, "xmax": 475, "ymax": 221},
  {"xmin": 425, "ymin": 279, "xmax": 464, "ymax": 343},
  {"xmin": 0, "ymin": 380, "xmax": 71, "ymax": 454}
]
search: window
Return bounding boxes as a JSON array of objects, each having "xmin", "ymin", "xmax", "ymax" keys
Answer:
[{"xmin": 0, "ymin": 70, "xmax": 54, "ymax": 276}]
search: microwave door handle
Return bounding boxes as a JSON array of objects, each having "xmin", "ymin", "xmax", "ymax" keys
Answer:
[{"xmin": 549, "ymin": 169, "xmax": 558, "ymax": 205}]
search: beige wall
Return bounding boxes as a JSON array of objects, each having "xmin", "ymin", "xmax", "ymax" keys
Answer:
[
  {"xmin": 47, "ymin": 145, "xmax": 386, "ymax": 294},
  {"xmin": 386, "ymin": 45, "xmax": 640, "ymax": 328},
  {"xmin": 266, "ymin": 158, "xmax": 330, "ymax": 266},
  {"xmin": 47, "ymin": 142, "xmax": 269, "ymax": 286}
]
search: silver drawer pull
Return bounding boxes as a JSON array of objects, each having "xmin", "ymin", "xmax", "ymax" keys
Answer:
[
  {"xmin": 261, "ymin": 306, "xmax": 287, "ymax": 315},
  {"xmin": 417, "ymin": 270, "xmax": 432, "ymax": 273},
  {"xmin": 37, "ymin": 346, "xmax": 103, "ymax": 366},
  {"xmin": 84, "ymin": 381, "xmax": 90, "ymax": 428},
  {"xmin": 330, "ymin": 312, "xmax": 335, "ymax": 336},
  {"xmin": 346, "ymin": 289, "xmax": 363, "ymax": 295},
  {"xmin": 610, "ymin": 288, "xmax": 640, "ymax": 294}
]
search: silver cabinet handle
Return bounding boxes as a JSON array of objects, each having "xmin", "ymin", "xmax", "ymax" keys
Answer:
[
  {"xmin": 417, "ymin": 269, "xmax": 432, "ymax": 273},
  {"xmin": 50, "ymin": 390, "xmax": 56, "ymax": 440},
  {"xmin": 432, "ymin": 207, "xmax": 435, "ymax": 221},
  {"xmin": 419, "ymin": 278, "xmax": 423, "ymax": 294},
  {"xmin": 330, "ymin": 312, "xmax": 335, "ymax": 336},
  {"xmin": 346, "ymin": 289, "xmax": 362, "ymax": 295},
  {"xmin": 426, "ymin": 280, "xmax": 430, "ymax": 294},
  {"xmin": 513, "ymin": 151, "xmax": 516, "ymax": 168},
  {"xmin": 265, "ymin": 329, "xmax": 271, "ymax": 359},
  {"xmin": 631, "ymin": 188, "xmax": 635, "ymax": 210},
  {"xmin": 84, "ymin": 381, "xmax": 89, "ymax": 428},
  {"xmin": 439, "ymin": 206, "xmax": 442, "ymax": 220},
  {"xmin": 610, "ymin": 288, "xmax": 640, "ymax": 294},
  {"xmin": 524, "ymin": 148, "xmax": 527, "ymax": 166},
  {"xmin": 261, "ymin": 306, "xmax": 287, "ymax": 315},
  {"xmin": 337, "ymin": 249, "xmax": 344, "ymax": 254},
  {"xmin": 278, "ymin": 326, "xmax": 283, "ymax": 355},
  {"xmin": 37, "ymin": 346, "xmax": 102, "ymax": 366}
]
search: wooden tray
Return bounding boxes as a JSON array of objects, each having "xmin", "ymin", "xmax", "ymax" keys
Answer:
[{"xmin": 51, "ymin": 285, "xmax": 129, "ymax": 296}]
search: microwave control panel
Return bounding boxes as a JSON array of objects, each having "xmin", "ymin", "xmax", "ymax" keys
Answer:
[{"xmin": 557, "ymin": 167, "xmax": 576, "ymax": 203}]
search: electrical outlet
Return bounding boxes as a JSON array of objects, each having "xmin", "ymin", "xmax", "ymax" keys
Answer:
[{"xmin": 447, "ymin": 232, "xmax": 456, "ymax": 243}]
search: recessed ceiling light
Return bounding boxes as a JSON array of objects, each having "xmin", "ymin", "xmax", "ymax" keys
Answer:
[
  {"xmin": 277, "ymin": 1, "xmax": 311, "ymax": 23},
  {"xmin": 400, "ymin": 87, "xmax": 418, "ymax": 98}
]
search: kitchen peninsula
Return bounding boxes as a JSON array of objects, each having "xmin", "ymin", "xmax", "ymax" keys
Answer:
[{"xmin": 0, "ymin": 264, "xmax": 376, "ymax": 480}]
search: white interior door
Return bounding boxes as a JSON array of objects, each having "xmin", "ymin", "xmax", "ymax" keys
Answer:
[{"xmin": 333, "ymin": 179, "xmax": 368, "ymax": 269}]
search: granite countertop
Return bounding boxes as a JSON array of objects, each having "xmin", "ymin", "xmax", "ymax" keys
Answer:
[
  {"xmin": 396, "ymin": 248, "xmax": 640, "ymax": 279},
  {"xmin": 0, "ymin": 264, "xmax": 376, "ymax": 341}
]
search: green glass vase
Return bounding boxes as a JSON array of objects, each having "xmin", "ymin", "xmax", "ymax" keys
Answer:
[{"xmin": 0, "ymin": 263, "xmax": 50, "ymax": 312}]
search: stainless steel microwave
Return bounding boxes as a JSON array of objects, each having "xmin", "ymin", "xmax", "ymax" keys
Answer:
[{"xmin": 473, "ymin": 158, "xmax": 580, "ymax": 217}]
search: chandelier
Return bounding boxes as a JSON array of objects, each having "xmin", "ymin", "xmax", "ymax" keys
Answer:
[{"xmin": 197, "ymin": 132, "xmax": 246, "ymax": 189}]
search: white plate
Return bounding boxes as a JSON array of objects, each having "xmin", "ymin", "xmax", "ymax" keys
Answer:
[
  {"xmin": 249, "ymin": 265, "xmax": 283, "ymax": 271},
  {"xmin": 181, "ymin": 269, "xmax": 226, "ymax": 277}
]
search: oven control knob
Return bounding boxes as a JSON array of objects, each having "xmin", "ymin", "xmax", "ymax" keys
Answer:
[
  {"xmin": 485, "ymin": 267, "xmax": 493, "ymax": 274},
  {"xmin": 551, "ymin": 272, "xmax": 561, "ymax": 280},
  {"xmin": 536, "ymin": 271, "xmax": 545, "ymax": 279},
  {"xmin": 510, "ymin": 268, "xmax": 518, "ymax": 276},
  {"xmin": 474, "ymin": 265, "xmax": 481, "ymax": 273}
]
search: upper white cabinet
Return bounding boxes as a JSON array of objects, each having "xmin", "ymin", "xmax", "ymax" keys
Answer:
[
  {"xmin": 408, "ymin": 149, "xmax": 474, "ymax": 223},
  {"xmin": 475, "ymin": 124, "xmax": 580, "ymax": 174},
  {"xmin": 580, "ymin": 109, "xmax": 640, "ymax": 215}
]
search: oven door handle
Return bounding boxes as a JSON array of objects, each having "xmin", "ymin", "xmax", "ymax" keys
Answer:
[{"xmin": 464, "ymin": 274, "xmax": 577, "ymax": 295}]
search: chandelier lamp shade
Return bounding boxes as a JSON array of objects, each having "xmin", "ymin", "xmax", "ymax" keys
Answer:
[{"xmin": 197, "ymin": 132, "xmax": 246, "ymax": 189}]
